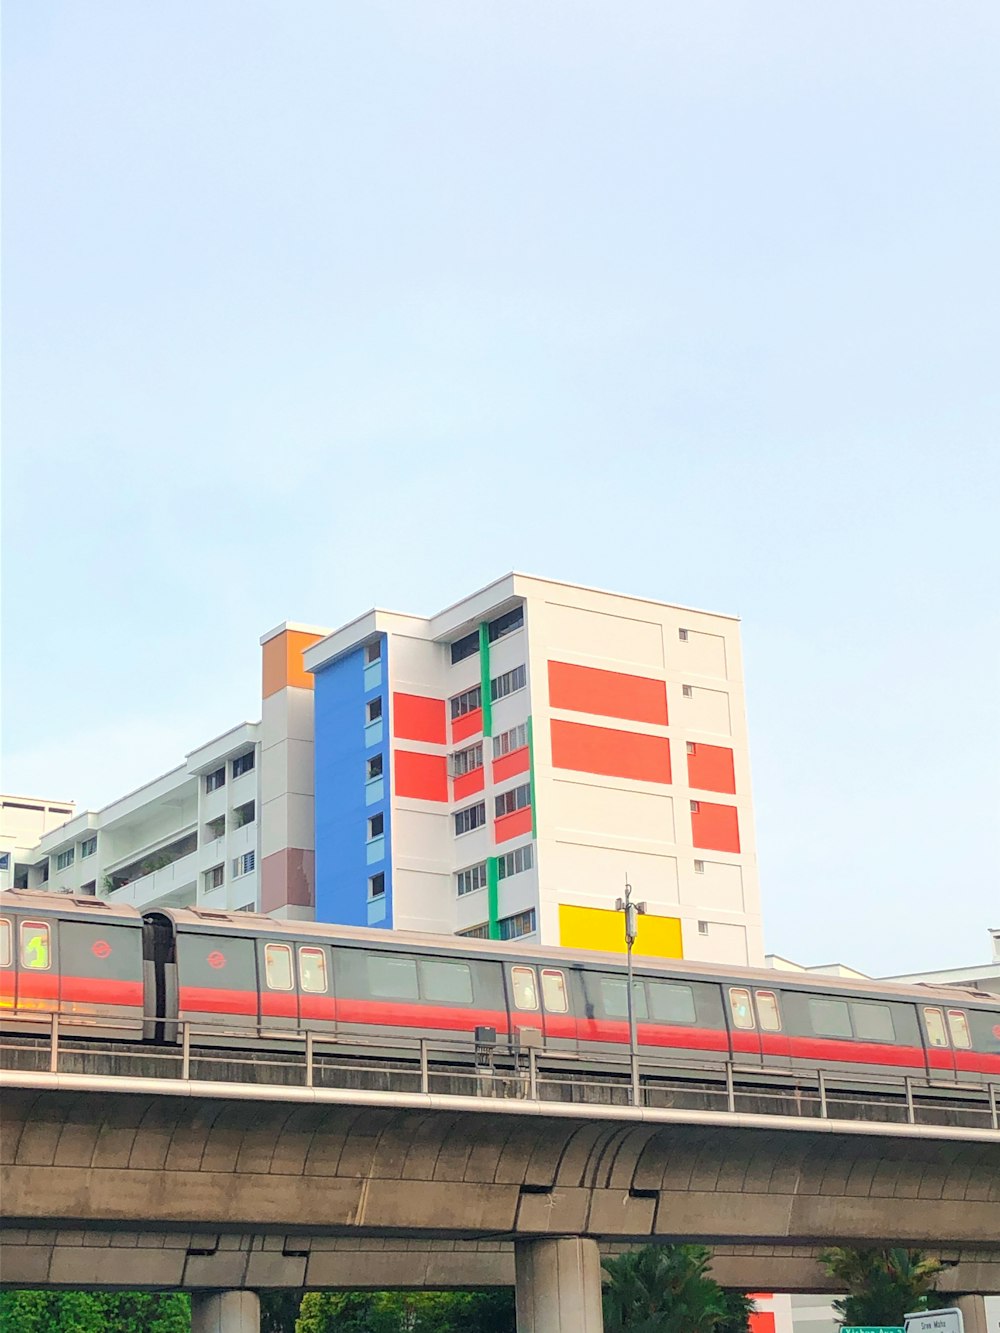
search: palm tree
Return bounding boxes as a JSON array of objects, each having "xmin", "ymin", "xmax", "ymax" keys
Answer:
[
  {"xmin": 819, "ymin": 1248, "xmax": 942, "ymax": 1327},
  {"xmin": 602, "ymin": 1244, "xmax": 751, "ymax": 1333}
]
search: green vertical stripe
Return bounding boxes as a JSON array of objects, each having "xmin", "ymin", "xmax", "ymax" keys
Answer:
[
  {"xmin": 526, "ymin": 713, "xmax": 537, "ymax": 839},
  {"xmin": 487, "ymin": 856, "xmax": 500, "ymax": 939},
  {"xmin": 478, "ymin": 622, "xmax": 492, "ymax": 737}
]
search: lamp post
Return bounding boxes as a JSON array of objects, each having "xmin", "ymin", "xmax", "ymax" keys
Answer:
[{"xmin": 615, "ymin": 879, "xmax": 646, "ymax": 1100}]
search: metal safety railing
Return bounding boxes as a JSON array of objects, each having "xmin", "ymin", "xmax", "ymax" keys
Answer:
[{"xmin": 1, "ymin": 1011, "xmax": 997, "ymax": 1134}]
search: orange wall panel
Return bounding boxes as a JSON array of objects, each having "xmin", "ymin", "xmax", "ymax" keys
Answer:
[
  {"xmin": 452, "ymin": 767, "xmax": 485, "ymax": 801},
  {"xmin": 262, "ymin": 629, "xmax": 324, "ymax": 699},
  {"xmin": 451, "ymin": 708, "xmax": 483, "ymax": 743},
  {"xmin": 550, "ymin": 719, "xmax": 671, "ymax": 785},
  {"xmin": 750, "ymin": 1315, "xmax": 776, "ymax": 1333},
  {"xmin": 691, "ymin": 800, "xmax": 740, "ymax": 852},
  {"xmin": 394, "ymin": 750, "xmax": 448, "ymax": 802},
  {"xmin": 686, "ymin": 742, "xmax": 736, "ymax": 794},
  {"xmin": 492, "ymin": 746, "xmax": 530, "ymax": 784},
  {"xmin": 393, "ymin": 693, "xmax": 446, "ymax": 744},
  {"xmin": 495, "ymin": 807, "xmax": 533, "ymax": 843},
  {"xmin": 548, "ymin": 661, "xmax": 668, "ymax": 725}
]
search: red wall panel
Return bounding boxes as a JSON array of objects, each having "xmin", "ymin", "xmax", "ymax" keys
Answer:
[
  {"xmin": 452, "ymin": 767, "xmax": 485, "ymax": 801},
  {"xmin": 691, "ymin": 800, "xmax": 740, "ymax": 852},
  {"xmin": 451, "ymin": 708, "xmax": 482, "ymax": 743},
  {"xmin": 495, "ymin": 807, "xmax": 533, "ymax": 843},
  {"xmin": 750, "ymin": 1315, "xmax": 776, "ymax": 1333},
  {"xmin": 393, "ymin": 693, "xmax": 446, "ymax": 744},
  {"xmin": 492, "ymin": 746, "xmax": 530, "ymax": 784},
  {"xmin": 395, "ymin": 750, "xmax": 448, "ymax": 802},
  {"xmin": 686, "ymin": 742, "xmax": 736, "ymax": 794},
  {"xmin": 550, "ymin": 718, "xmax": 671, "ymax": 785},
  {"xmin": 548, "ymin": 661, "xmax": 668, "ymax": 725}
]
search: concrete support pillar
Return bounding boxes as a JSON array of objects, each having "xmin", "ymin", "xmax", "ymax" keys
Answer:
[
  {"xmin": 956, "ymin": 1296, "xmax": 990, "ymax": 1333},
  {"xmin": 514, "ymin": 1237, "xmax": 604, "ymax": 1333},
  {"xmin": 190, "ymin": 1290, "xmax": 260, "ymax": 1333}
]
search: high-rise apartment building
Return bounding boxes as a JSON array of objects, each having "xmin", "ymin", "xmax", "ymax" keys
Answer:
[{"xmin": 305, "ymin": 573, "xmax": 763, "ymax": 966}]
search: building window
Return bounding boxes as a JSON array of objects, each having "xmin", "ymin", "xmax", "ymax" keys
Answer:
[
  {"xmin": 690, "ymin": 801, "xmax": 700, "ymax": 813},
  {"xmin": 56, "ymin": 849, "xmax": 74, "ymax": 871},
  {"xmin": 79, "ymin": 881, "xmax": 96, "ymax": 896},
  {"xmin": 457, "ymin": 923, "xmax": 489, "ymax": 939},
  {"xmin": 678, "ymin": 628, "xmax": 689, "ymax": 641},
  {"xmin": 682, "ymin": 684, "xmax": 693, "ymax": 698},
  {"xmin": 490, "ymin": 665, "xmax": 526, "ymax": 703},
  {"xmin": 232, "ymin": 751, "xmax": 255, "ymax": 779},
  {"xmin": 454, "ymin": 802, "xmax": 486, "ymax": 836},
  {"xmin": 487, "ymin": 605, "xmax": 524, "ymax": 643},
  {"xmin": 456, "ymin": 862, "xmax": 487, "ymax": 896},
  {"xmin": 686, "ymin": 741, "xmax": 696, "ymax": 755},
  {"xmin": 369, "ymin": 872, "xmax": 385, "ymax": 899},
  {"xmin": 498, "ymin": 908, "xmax": 536, "ymax": 941},
  {"xmin": 693, "ymin": 860, "xmax": 705, "ymax": 874},
  {"xmin": 493, "ymin": 723, "xmax": 527, "ymax": 758},
  {"xmin": 80, "ymin": 837, "xmax": 97, "ymax": 859},
  {"xmin": 497, "ymin": 843, "xmax": 533, "ymax": 880},
  {"xmin": 450, "ymin": 684, "xmax": 482, "ymax": 720},
  {"xmin": 451, "ymin": 742, "xmax": 483, "ymax": 777},
  {"xmin": 365, "ymin": 641, "xmax": 381, "ymax": 665},
  {"xmin": 367, "ymin": 754, "xmax": 383, "ymax": 780},
  {"xmin": 366, "ymin": 697, "xmax": 382, "ymax": 724},
  {"xmin": 205, "ymin": 865, "xmax": 225, "ymax": 890},
  {"xmin": 232, "ymin": 851, "xmax": 255, "ymax": 878},
  {"xmin": 450, "ymin": 630, "xmax": 479, "ymax": 665},
  {"xmin": 495, "ymin": 784, "xmax": 531, "ymax": 819},
  {"xmin": 368, "ymin": 812, "xmax": 384, "ymax": 839},
  {"xmin": 697, "ymin": 920, "xmax": 709, "ymax": 935},
  {"xmin": 205, "ymin": 767, "xmax": 226, "ymax": 793},
  {"xmin": 232, "ymin": 800, "xmax": 255, "ymax": 829},
  {"xmin": 206, "ymin": 815, "xmax": 226, "ymax": 842}
]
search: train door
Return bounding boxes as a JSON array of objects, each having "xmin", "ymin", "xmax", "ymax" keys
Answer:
[
  {"xmin": 726, "ymin": 985, "xmax": 760, "ymax": 1062},
  {"xmin": 539, "ymin": 965, "xmax": 577, "ymax": 1051},
  {"xmin": 257, "ymin": 938, "xmax": 300, "ymax": 1032},
  {"xmin": 754, "ymin": 989, "xmax": 791, "ymax": 1067},
  {"xmin": 0, "ymin": 915, "xmax": 13, "ymax": 1020},
  {"xmin": 920, "ymin": 1005, "xmax": 957, "ymax": 1077},
  {"xmin": 296, "ymin": 944, "xmax": 335, "ymax": 1035},
  {"xmin": 15, "ymin": 916, "xmax": 58, "ymax": 1030}
]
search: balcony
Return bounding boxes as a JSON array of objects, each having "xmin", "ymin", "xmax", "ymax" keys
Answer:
[
  {"xmin": 103, "ymin": 833, "xmax": 197, "ymax": 895},
  {"xmin": 107, "ymin": 849, "xmax": 199, "ymax": 909}
]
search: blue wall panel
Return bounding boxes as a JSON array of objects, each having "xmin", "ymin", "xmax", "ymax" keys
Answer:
[{"xmin": 314, "ymin": 637, "xmax": 391, "ymax": 928}]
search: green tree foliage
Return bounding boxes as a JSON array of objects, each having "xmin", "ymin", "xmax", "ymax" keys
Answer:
[
  {"xmin": 261, "ymin": 1290, "xmax": 306, "ymax": 1333},
  {"xmin": 602, "ymin": 1244, "xmax": 755, "ymax": 1333},
  {"xmin": 0, "ymin": 1289, "xmax": 190, "ymax": 1332},
  {"xmin": 819, "ymin": 1249, "xmax": 942, "ymax": 1327},
  {"xmin": 295, "ymin": 1289, "xmax": 515, "ymax": 1333}
]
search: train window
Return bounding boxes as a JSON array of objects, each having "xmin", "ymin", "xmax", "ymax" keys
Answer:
[
  {"xmin": 851, "ymin": 1002, "xmax": 895, "ymax": 1043},
  {"xmin": 923, "ymin": 1007, "xmax": 949, "ymax": 1047},
  {"xmin": 298, "ymin": 947, "xmax": 328, "ymax": 994},
  {"xmin": 648, "ymin": 981, "xmax": 696, "ymax": 1025},
  {"xmin": 541, "ymin": 969, "xmax": 568, "ymax": 1013},
  {"xmin": 755, "ymin": 990, "xmax": 781, "ymax": 1032},
  {"xmin": 0, "ymin": 918, "xmax": 10, "ymax": 968},
  {"xmin": 511, "ymin": 966, "xmax": 538, "ymax": 1011},
  {"xmin": 420, "ymin": 959, "xmax": 473, "ymax": 1004},
  {"xmin": 601, "ymin": 978, "xmax": 648, "ymax": 1020},
  {"xmin": 264, "ymin": 943, "xmax": 293, "ymax": 990},
  {"xmin": 728, "ymin": 987, "xmax": 755, "ymax": 1030},
  {"xmin": 947, "ymin": 1009, "xmax": 972, "ymax": 1049},
  {"xmin": 367, "ymin": 954, "xmax": 419, "ymax": 1000},
  {"xmin": 809, "ymin": 997, "xmax": 852, "ymax": 1039},
  {"xmin": 20, "ymin": 920, "xmax": 51, "ymax": 970}
]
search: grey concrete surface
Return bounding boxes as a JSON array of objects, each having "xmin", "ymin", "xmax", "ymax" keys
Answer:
[
  {"xmin": 515, "ymin": 1238, "xmax": 603, "ymax": 1333},
  {"xmin": 190, "ymin": 1290, "xmax": 260, "ymax": 1333}
]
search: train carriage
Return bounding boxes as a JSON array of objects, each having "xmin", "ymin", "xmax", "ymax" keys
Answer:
[{"xmin": 2, "ymin": 890, "xmax": 999, "ymax": 1096}]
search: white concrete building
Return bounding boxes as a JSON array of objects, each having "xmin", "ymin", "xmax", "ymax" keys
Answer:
[{"xmin": 1, "ymin": 795, "xmax": 77, "ymax": 891}]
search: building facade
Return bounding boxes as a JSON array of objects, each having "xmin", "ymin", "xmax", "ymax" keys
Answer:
[
  {"xmin": 1, "ymin": 795, "xmax": 77, "ymax": 891},
  {"xmin": 305, "ymin": 573, "xmax": 763, "ymax": 965}
]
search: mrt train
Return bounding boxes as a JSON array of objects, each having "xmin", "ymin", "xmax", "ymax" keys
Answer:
[{"xmin": 1, "ymin": 889, "xmax": 999, "ymax": 1086}]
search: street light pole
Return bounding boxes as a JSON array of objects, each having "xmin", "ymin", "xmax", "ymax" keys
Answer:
[{"xmin": 615, "ymin": 878, "xmax": 646, "ymax": 1068}]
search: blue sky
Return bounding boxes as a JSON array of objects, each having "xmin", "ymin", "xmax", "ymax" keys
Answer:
[{"xmin": 3, "ymin": 2, "xmax": 998, "ymax": 974}]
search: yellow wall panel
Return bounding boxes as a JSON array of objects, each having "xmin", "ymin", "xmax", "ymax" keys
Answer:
[{"xmin": 558, "ymin": 904, "xmax": 683, "ymax": 959}]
